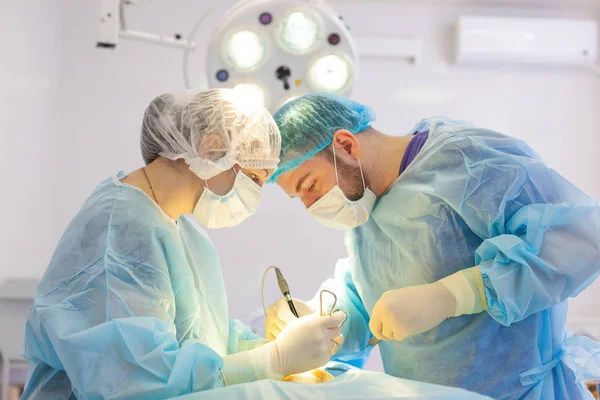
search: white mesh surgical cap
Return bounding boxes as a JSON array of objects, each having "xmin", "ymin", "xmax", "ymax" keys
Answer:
[{"xmin": 140, "ymin": 88, "xmax": 281, "ymax": 180}]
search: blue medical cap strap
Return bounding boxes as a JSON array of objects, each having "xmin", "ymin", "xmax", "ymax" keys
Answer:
[{"xmin": 268, "ymin": 138, "xmax": 334, "ymax": 183}]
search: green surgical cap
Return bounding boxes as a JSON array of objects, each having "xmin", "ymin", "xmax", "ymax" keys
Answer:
[{"xmin": 269, "ymin": 92, "xmax": 376, "ymax": 182}]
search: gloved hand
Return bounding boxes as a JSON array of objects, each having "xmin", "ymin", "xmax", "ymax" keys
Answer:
[
  {"xmin": 272, "ymin": 311, "xmax": 345, "ymax": 377},
  {"xmin": 265, "ymin": 297, "xmax": 315, "ymax": 341},
  {"xmin": 369, "ymin": 281, "xmax": 457, "ymax": 342},
  {"xmin": 222, "ymin": 311, "xmax": 345, "ymax": 385}
]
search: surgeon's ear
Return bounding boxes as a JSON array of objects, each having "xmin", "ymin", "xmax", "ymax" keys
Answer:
[
  {"xmin": 332, "ymin": 129, "xmax": 361, "ymax": 159},
  {"xmin": 198, "ymin": 134, "xmax": 226, "ymax": 161}
]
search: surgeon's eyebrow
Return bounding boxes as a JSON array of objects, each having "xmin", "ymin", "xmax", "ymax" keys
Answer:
[{"xmin": 293, "ymin": 172, "xmax": 310, "ymax": 197}]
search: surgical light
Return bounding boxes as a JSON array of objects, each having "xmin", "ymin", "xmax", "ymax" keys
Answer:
[
  {"xmin": 308, "ymin": 55, "xmax": 352, "ymax": 92},
  {"xmin": 233, "ymin": 83, "xmax": 266, "ymax": 107},
  {"xmin": 224, "ymin": 30, "xmax": 266, "ymax": 71},
  {"xmin": 278, "ymin": 11, "xmax": 320, "ymax": 54},
  {"xmin": 205, "ymin": 0, "xmax": 359, "ymax": 112}
]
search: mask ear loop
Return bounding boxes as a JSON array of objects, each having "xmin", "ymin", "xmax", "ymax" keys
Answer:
[
  {"xmin": 333, "ymin": 141, "xmax": 367, "ymax": 191},
  {"xmin": 357, "ymin": 158, "xmax": 367, "ymax": 191},
  {"xmin": 331, "ymin": 142, "xmax": 340, "ymax": 187}
]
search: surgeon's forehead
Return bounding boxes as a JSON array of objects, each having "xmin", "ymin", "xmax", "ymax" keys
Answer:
[
  {"xmin": 275, "ymin": 170, "xmax": 298, "ymax": 195},
  {"xmin": 244, "ymin": 168, "xmax": 270, "ymax": 177}
]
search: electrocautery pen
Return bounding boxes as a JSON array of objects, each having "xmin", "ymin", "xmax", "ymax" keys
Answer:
[{"xmin": 274, "ymin": 267, "xmax": 299, "ymax": 318}]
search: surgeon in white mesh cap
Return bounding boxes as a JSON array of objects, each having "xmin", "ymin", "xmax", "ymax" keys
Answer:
[
  {"xmin": 138, "ymin": 88, "xmax": 281, "ymax": 228},
  {"xmin": 21, "ymin": 89, "xmax": 345, "ymax": 400}
]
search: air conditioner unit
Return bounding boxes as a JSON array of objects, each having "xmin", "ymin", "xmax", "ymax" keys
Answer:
[{"xmin": 455, "ymin": 16, "xmax": 598, "ymax": 66}]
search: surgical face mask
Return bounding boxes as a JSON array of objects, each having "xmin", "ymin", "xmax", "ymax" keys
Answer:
[
  {"xmin": 193, "ymin": 168, "xmax": 263, "ymax": 229},
  {"xmin": 308, "ymin": 146, "xmax": 377, "ymax": 230}
]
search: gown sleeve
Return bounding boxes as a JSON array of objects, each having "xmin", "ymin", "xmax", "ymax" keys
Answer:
[
  {"xmin": 24, "ymin": 250, "xmax": 227, "ymax": 399},
  {"xmin": 436, "ymin": 128, "xmax": 600, "ymax": 327}
]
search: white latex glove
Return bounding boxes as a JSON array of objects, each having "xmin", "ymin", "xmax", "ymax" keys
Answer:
[
  {"xmin": 265, "ymin": 297, "xmax": 315, "ymax": 341},
  {"xmin": 272, "ymin": 311, "xmax": 346, "ymax": 377},
  {"xmin": 369, "ymin": 281, "xmax": 457, "ymax": 342},
  {"xmin": 222, "ymin": 311, "xmax": 345, "ymax": 385}
]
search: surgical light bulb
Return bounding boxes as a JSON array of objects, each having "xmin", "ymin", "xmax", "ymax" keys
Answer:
[
  {"xmin": 279, "ymin": 11, "xmax": 320, "ymax": 53},
  {"xmin": 232, "ymin": 83, "xmax": 266, "ymax": 108},
  {"xmin": 225, "ymin": 31, "xmax": 266, "ymax": 71},
  {"xmin": 308, "ymin": 55, "xmax": 351, "ymax": 92}
]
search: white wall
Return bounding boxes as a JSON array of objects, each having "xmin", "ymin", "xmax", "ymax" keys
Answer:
[
  {"xmin": 1, "ymin": 0, "xmax": 600, "ymax": 371},
  {"xmin": 0, "ymin": 1, "xmax": 62, "ymax": 280}
]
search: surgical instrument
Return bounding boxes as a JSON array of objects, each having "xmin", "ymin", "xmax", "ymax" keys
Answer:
[
  {"xmin": 319, "ymin": 290, "xmax": 337, "ymax": 316},
  {"xmin": 274, "ymin": 266, "xmax": 299, "ymax": 318},
  {"xmin": 361, "ymin": 337, "xmax": 381, "ymax": 351}
]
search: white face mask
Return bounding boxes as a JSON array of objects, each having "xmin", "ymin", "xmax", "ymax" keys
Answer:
[
  {"xmin": 193, "ymin": 169, "xmax": 263, "ymax": 229},
  {"xmin": 307, "ymin": 146, "xmax": 377, "ymax": 230}
]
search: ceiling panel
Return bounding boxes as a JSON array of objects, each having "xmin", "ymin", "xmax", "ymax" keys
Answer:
[{"xmin": 337, "ymin": 0, "xmax": 600, "ymax": 9}]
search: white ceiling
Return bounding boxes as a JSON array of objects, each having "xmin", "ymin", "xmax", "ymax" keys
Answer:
[{"xmin": 339, "ymin": 0, "xmax": 600, "ymax": 9}]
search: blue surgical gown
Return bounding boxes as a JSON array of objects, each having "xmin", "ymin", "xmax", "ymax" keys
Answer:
[
  {"xmin": 319, "ymin": 118, "xmax": 600, "ymax": 400},
  {"xmin": 21, "ymin": 173, "xmax": 264, "ymax": 399}
]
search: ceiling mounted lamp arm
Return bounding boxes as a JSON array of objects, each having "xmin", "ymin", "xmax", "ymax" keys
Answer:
[{"xmin": 97, "ymin": 0, "xmax": 196, "ymax": 50}]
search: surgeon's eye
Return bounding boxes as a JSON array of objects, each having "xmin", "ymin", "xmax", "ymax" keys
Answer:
[
  {"xmin": 308, "ymin": 183, "xmax": 316, "ymax": 192},
  {"xmin": 251, "ymin": 174, "xmax": 260, "ymax": 183}
]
